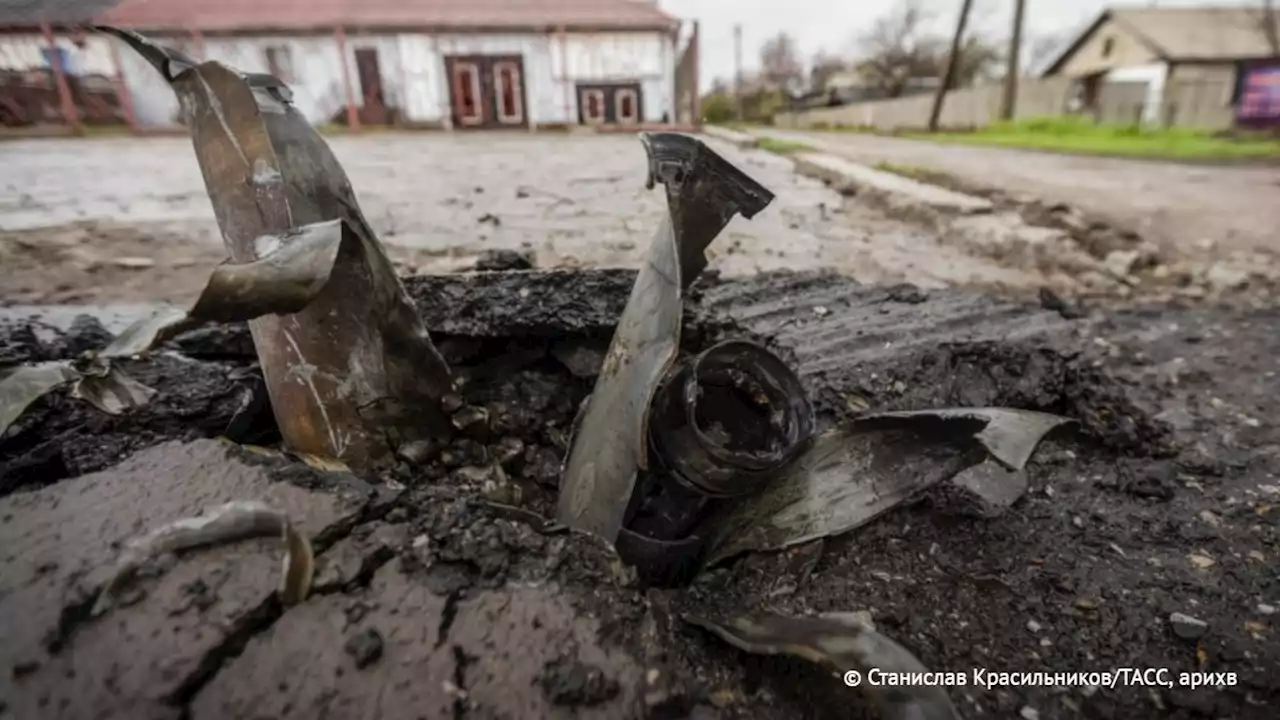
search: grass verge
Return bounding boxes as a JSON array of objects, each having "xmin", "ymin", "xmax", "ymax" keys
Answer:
[
  {"xmin": 907, "ymin": 116, "xmax": 1280, "ymax": 160},
  {"xmin": 756, "ymin": 137, "xmax": 815, "ymax": 155}
]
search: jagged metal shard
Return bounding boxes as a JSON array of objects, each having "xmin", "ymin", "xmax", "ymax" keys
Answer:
[
  {"xmin": 93, "ymin": 500, "xmax": 314, "ymax": 616},
  {"xmin": 100, "ymin": 27, "xmax": 453, "ymax": 470},
  {"xmin": 558, "ymin": 133, "xmax": 774, "ymax": 542},
  {"xmin": 0, "ymin": 221, "xmax": 343, "ymax": 439},
  {"xmin": 687, "ymin": 612, "xmax": 961, "ymax": 720},
  {"xmin": 706, "ymin": 407, "xmax": 1073, "ymax": 564}
]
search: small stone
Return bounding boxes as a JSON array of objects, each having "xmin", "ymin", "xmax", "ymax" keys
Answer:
[
  {"xmin": 112, "ymin": 256, "xmax": 156, "ymax": 269},
  {"xmin": 1188, "ymin": 552, "xmax": 1215, "ymax": 569},
  {"xmin": 1104, "ymin": 249, "xmax": 1140, "ymax": 277},
  {"xmin": 344, "ymin": 627, "xmax": 384, "ymax": 669},
  {"xmin": 1020, "ymin": 706, "xmax": 1041, "ymax": 720},
  {"xmin": 539, "ymin": 658, "xmax": 619, "ymax": 707},
  {"xmin": 1258, "ymin": 604, "xmax": 1276, "ymax": 615},
  {"xmin": 1027, "ymin": 619, "xmax": 1043, "ymax": 633},
  {"xmin": 396, "ymin": 439, "xmax": 436, "ymax": 465},
  {"xmin": 451, "ymin": 406, "xmax": 491, "ymax": 437},
  {"xmin": 1204, "ymin": 262, "xmax": 1249, "ymax": 291},
  {"xmin": 1169, "ymin": 612, "xmax": 1209, "ymax": 640},
  {"xmin": 1248, "ymin": 550, "xmax": 1266, "ymax": 563},
  {"xmin": 1198, "ymin": 510, "xmax": 1221, "ymax": 528},
  {"xmin": 441, "ymin": 393, "xmax": 464, "ymax": 414},
  {"xmin": 1072, "ymin": 516, "xmax": 1085, "ymax": 528},
  {"xmin": 813, "ymin": 305, "xmax": 830, "ymax": 317},
  {"xmin": 492, "ymin": 437, "xmax": 525, "ymax": 469}
]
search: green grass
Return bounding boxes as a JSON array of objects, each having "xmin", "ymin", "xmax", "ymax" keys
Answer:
[
  {"xmin": 907, "ymin": 116, "xmax": 1280, "ymax": 160},
  {"xmin": 756, "ymin": 137, "xmax": 815, "ymax": 155},
  {"xmin": 871, "ymin": 161, "xmax": 960, "ymax": 187}
]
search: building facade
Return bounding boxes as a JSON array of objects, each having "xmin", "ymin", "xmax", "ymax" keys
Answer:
[{"xmin": 1, "ymin": 0, "xmax": 699, "ymax": 132}]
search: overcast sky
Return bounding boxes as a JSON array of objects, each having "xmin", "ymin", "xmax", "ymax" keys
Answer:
[{"xmin": 660, "ymin": 0, "xmax": 1255, "ymax": 89}]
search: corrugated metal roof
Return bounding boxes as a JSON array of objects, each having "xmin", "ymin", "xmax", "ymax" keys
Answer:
[
  {"xmin": 1113, "ymin": 6, "xmax": 1279, "ymax": 60},
  {"xmin": 0, "ymin": 0, "xmax": 123, "ymax": 26},
  {"xmin": 97, "ymin": 0, "xmax": 680, "ymax": 32}
]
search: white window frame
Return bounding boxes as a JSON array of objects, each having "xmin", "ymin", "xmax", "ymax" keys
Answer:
[
  {"xmin": 493, "ymin": 61, "xmax": 524, "ymax": 124},
  {"xmin": 614, "ymin": 88, "xmax": 639, "ymax": 124}
]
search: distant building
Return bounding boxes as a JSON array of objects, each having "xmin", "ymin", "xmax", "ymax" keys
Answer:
[
  {"xmin": 1042, "ymin": 5, "xmax": 1280, "ymax": 126},
  {"xmin": 1, "ymin": 0, "xmax": 698, "ymax": 131}
]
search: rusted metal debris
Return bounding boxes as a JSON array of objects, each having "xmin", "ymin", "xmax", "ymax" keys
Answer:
[
  {"xmin": 553, "ymin": 135, "xmax": 1072, "ymax": 585},
  {"xmin": 705, "ymin": 408, "xmax": 1074, "ymax": 564},
  {"xmin": 558, "ymin": 132, "xmax": 774, "ymax": 542},
  {"xmin": 688, "ymin": 612, "xmax": 961, "ymax": 720},
  {"xmin": 99, "ymin": 27, "xmax": 454, "ymax": 471},
  {"xmin": 93, "ymin": 500, "xmax": 314, "ymax": 616},
  {"xmin": 0, "ymin": 219, "xmax": 344, "ymax": 439}
]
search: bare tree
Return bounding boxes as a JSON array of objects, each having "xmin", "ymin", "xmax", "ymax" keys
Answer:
[
  {"xmin": 853, "ymin": 0, "xmax": 1000, "ymax": 98},
  {"xmin": 759, "ymin": 32, "xmax": 805, "ymax": 89},
  {"xmin": 809, "ymin": 50, "xmax": 849, "ymax": 92},
  {"xmin": 853, "ymin": 0, "xmax": 936, "ymax": 97},
  {"xmin": 1024, "ymin": 32, "xmax": 1068, "ymax": 75}
]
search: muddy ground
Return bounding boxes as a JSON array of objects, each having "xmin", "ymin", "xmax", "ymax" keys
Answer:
[
  {"xmin": 1, "ymin": 268, "xmax": 1277, "ymax": 720},
  {"xmin": 1, "ymin": 134, "xmax": 1081, "ymax": 309}
]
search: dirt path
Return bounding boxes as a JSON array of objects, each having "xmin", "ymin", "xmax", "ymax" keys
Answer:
[
  {"xmin": 755, "ymin": 129, "xmax": 1280, "ymax": 264},
  {"xmin": 1, "ymin": 134, "xmax": 1069, "ymax": 307}
]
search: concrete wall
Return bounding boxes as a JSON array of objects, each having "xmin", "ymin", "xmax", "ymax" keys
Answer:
[
  {"xmin": 1054, "ymin": 17, "xmax": 1159, "ymax": 78},
  {"xmin": 774, "ymin": 72, "xmax": 1239, "ymax": 132},
  {"xmin": 774, "ymin": 77, "xmax": 1076, "ymax": 131},
  {"xmin": 550, "ymin": 31, "xmax": 675, "ymax": 124},
  {"xmin": 54, "ymin": 29, "xmax": 676, "ymax": 128},
  {"xmin": 0, "ymin": 33, "xmax": 116, "ymax": 75}
]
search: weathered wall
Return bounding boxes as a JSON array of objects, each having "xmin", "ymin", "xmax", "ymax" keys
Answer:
[
  {"xmin": 0, "ymin": 33, "xmax": 126, "ymax": 125},
  {"xmin": 116, "ymin": 33, "xmax": 364, "ymax": 126},
  {"xmin": 1054, "ymin": 17, "xmax": 1159, "ymax": 78},
  {"xmin": 774, "ymin": 73, "xmax": 1237, "ymax": 131},
  {"xmin": 774, "ymin": 78, "xmax": 1076, "ymax": 131},
  {"xmin": 550, "ymin": 31, "xmax": 675, "ymax": 124},
  {"xmin": 104, "ymin": 29, "xmax": 676, "ymax": 128}
]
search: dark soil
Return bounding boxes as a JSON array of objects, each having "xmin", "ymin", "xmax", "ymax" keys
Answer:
[{"xmin": 1, "ymin": 270, "xmax": 1276, "ymax": 719}]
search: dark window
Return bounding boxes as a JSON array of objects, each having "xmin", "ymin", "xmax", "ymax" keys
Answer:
[
  {"xmin": 584, "ymin": 90, "xmax": 604, "ymax": 122},
  {"xmin": 1101, "ymin": 37, "xmax": 1115, "ymax": 58},
  {"xmin": 454, "ymin": 63, "xmax": 482, "ymax": 124},
  {"xmin": 494, "ymin": 62, "xmax": 522, "ymax": 122}
]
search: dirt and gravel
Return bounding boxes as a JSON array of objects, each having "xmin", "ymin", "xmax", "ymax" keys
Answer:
[
  {"xmin": 1, "ymin": 134, "xmax": 1081, "ymax": 309},
  {"xmin": 754, "ymin": 129, "xmax": 1280, "ymax": 266},
  {"xmin": 2, "ymin": 267, "xmax": 1278, "ymax": 719},
  {"xmin": 2, "ymin": 131, "xmax": 1278, "ymax": 720}
]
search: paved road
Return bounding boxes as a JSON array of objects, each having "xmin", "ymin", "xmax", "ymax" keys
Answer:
[
  {"xmin": 757, "ymin": 129, "xmax": 1280, "ymax": 261},
  {"xmin": 0, "ymin": 133, "xmax": 1046, "ymax": 306}
]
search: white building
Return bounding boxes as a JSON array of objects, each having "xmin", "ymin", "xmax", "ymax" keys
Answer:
[{"xmin": 2, "ymin": 0, "xmax": 698, "ymax": 131}]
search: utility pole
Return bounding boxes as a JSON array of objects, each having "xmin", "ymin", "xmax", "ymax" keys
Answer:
[
  {"xmin": 1000, "ymin": 0, "xmax": 1027, "ymax": 120},
  {"xmin": 733, "ymin": 24, "xmax": 746, "ymax": 121},
  {"xmin": 928, "ymin": 0, "xmax": 974, "ymax": 131}
]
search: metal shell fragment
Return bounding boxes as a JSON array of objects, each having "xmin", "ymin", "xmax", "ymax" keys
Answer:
[
  {"xmin": 92, "ymin": 500, "xmax": 315, "ymax": 616},
  {"xmin": 102, "ymin": 27, "xmax": 453, "ymax": 470},
  {"xmin": 687, "ymin": 612, "xmax": 961, "ymax": 720},
  {"xmin": 558, "ymin": 133, "xmax": 774, "ymax": 542}
]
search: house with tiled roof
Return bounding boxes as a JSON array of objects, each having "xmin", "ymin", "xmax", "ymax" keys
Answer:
[{"xmin": 1, "ymin": 0, "xmax": 699, "ymax": 131}]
